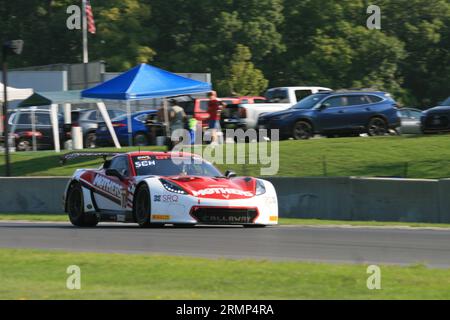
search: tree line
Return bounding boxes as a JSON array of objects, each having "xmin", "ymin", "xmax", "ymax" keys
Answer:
[{"xmin": 1, "ymin": 0, "xmax": 449, "ymax": 107}]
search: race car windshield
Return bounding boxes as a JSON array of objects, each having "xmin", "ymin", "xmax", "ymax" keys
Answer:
[{"xmin": 132, "ymin": 156, "xmax": 223, "ymax": 177}]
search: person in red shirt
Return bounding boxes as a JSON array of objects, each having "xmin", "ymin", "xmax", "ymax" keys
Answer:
[{"xmin": 207, "ymin": 91, "xmax": 226, "ymax": 144}]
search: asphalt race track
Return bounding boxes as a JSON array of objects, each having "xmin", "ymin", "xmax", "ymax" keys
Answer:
[{"xmin": 1, "ymin": 221, "xmax": 450, "ymax": 268}]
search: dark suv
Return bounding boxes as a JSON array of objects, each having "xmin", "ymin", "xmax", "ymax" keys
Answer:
[
  {"xmin": 7, "ymin": 108, "xmax": 66, "ymax": 151},
  {"xmin": 258, "ymin": 91, "xmax": 400, "ymax": 139}
]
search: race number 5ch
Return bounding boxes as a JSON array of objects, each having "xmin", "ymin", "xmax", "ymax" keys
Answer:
[{"xmin": 66, "ymin": 265, "xmax": 81, "ymax": 290}]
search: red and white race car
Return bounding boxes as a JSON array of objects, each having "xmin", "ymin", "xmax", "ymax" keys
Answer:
[{"xmin": 62, "ymin": 151, "xmax": 278, "ymax": 228}]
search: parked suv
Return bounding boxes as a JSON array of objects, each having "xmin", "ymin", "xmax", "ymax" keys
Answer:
[
  {"xmin": 7, "ymin": 108, "xmax": 66, "ymax": 151},
  {"xmin": 258, "ymin": 91, "xmax": 400, "ymax": 140},
  {"xmin": 221, "ymin": 86, "xmax": 332, "ymax": 130}
]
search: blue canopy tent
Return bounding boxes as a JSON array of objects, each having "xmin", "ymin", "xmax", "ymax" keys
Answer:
[{"xmin": 82, "ymin": 64, "xmax": 212, "ymax": 147}]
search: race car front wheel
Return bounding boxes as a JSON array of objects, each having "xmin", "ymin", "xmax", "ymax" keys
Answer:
[
  {"xmin": 134, "ymin": 184, "xmax": 162, "ymax": 228},
  {"xmin": 67, "ymin": 183, "xmax": 99, "ymax": 227}
]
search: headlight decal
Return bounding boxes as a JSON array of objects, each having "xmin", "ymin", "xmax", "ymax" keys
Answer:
[
  {"xmin": 255, "ymin": 179, "xmax": 266, "ymax": 196},
  {"xmin": 160, "ymin": 179, "xmax": 188, "ymax": 195}
]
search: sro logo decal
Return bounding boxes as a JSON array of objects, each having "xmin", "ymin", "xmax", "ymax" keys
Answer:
[{"xmin": 154, "ymin": 195, "xmax": 179, "ymax": 203}]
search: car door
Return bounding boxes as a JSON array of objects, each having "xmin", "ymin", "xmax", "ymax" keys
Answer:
[
  {"xmin": 93, "ymin": 156, "xmax": 131, "ymax": 212},
  {"xmin": 34, "ymin": 112, "xmax": 54, "ymax": 147},
  {"xmin": 341, "ymin": 95, "xmax": 375, "ymax": 128},
  {"xmin": 316, "ymin": 95, "xmax": 349, "ymax": 131}
]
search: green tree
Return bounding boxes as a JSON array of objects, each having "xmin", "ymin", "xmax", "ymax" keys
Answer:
[
  {"xmin": 145, "ymin": 0, "xmax": 284, "ymax": 86},
  {"xmin": 0, "ymin": 0, "xmax": 81, "ymax": 67},
  {"xmin": 0, "ymin": 0, "xmax": 155, "ymax": 71},
  {"xmin": 276, "ymin": 1, "xmax": 408, "ymax": 103},
  {"xmin": 90, "ymin": 0, "xmax": 155, "ymax": 70},
  {"xmin": 1, "ymin": 0, "xmax": 449, "ymax": 106},
  {"xmin": 379, "ymin": 0, "xmax": 450, "ymax": 106},
  {"xmin": 216, "ymin": 44, "xmax": 268, "ymax": 96}
]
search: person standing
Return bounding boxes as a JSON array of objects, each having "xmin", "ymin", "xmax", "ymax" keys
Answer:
[
  {"xmin": 168, "ymin": 99, "xmax": 187, "ymax": 147},
  {"xmin": 207, "ymin": 91, "xmax": 226, "ymax": 144},
  {"xmin": 187, "ymin": 116, "xmax": 198, "ymax": 145}
]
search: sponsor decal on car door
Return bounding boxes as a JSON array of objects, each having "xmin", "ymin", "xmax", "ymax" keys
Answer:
[{"xmin": 92, "ymin": 173, "xmax": 129, "ymax": 211}]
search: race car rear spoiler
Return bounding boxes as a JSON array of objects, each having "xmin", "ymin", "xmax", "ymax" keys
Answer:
[{"xmin": 60, "ymin": 152, "xmax": 124, "ymax": 165}]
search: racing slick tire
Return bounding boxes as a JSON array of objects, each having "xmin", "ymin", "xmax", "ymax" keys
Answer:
[
  {"xmin": 133, "ymin": 184, "xmax": 162, "ymax": 228},
  {"xmin": 67, "ymin": 182, "xmax": 99, "ymax": 227}
]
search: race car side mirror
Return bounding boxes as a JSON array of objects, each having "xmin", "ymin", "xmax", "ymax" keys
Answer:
[
  {"xmin": 105, "ymin": 169, "xmax": 124, "ymax": 181},
  {"xmin": 225, "ymin": 170, "xmax": 237, "ymax": 179}
]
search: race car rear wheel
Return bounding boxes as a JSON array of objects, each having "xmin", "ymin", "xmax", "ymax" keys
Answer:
[
  {"xmin": 134, "ymin": 184, "xmax": 161, "ymax": 228},
  {"xmin": 67, "ymin": 183, "xmax": 99, "ymax": 227}
]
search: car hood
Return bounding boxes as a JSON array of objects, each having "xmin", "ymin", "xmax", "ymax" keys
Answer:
[
  {"xmin": 264, "ymin": 108, "xmax": 312, "ymax": 119},
  {"xmin": 424, "ymin": 106, "xmax": 450, "ymax": 114},
  {"xmin": 261, "ymin": 109, "xmax": 293, "ymax": 119},
  {"xmin": 165, "ymin": 176, "xmax": 257, "ymax": 200}
]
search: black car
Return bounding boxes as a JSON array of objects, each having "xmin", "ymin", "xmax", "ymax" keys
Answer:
[
  {"xmin": 421, "ymin": 97, "xmax": 450, "ymax": 134},
  {"xmin": 8, "ymin": 109, "xmax": 66, "ymax": 151}
]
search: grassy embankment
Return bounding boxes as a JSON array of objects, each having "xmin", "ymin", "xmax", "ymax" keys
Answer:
[
  {"xmin": 1, "ymin": 135, "xmax": 450, "ymax": 178},
  {"xmin": 1, "ymin": 248, "xmax": 449, "ymax": 300}
]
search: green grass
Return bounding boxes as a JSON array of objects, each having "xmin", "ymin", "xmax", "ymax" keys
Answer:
[
  {"xmin": 0, "ymin": 213, "xmax": 68, "ymax": 222},
  {"xmin": 1, "ymin": 135, "xmax": 450, "ymax": 178},
  {"xmin": 0, "ymin": 248, "xmax": 449, "ymax": 299},
  {"xmin": 1, "ymin": 213, "xmax": 450, "ymax": 229}
]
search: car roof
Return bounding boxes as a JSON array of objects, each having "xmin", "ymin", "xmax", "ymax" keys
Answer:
[
  {"xmin": 427, "ymin": 105, "xmax": 450, "ymax": 111},
  {"xmin": 11, "ymin": 108, "xmax": 54, "ymax": 113},
  {"xmin": 268, "ymin": 86, "xmax": 332, "ymax": 91},
  {"xmin": 330, "ymin": 90, "xmax": 387, "ymax": 94},
  {"xmin": 115, "ymin": 110, "xmax": 156, "ymax": 117},
  {"xmin": 73, "ymin": 108, "xmax": 125, "ymax": 113},
  {"xmin": 135, "ymin": 109, "xmax": 157, "ymax": 114}
]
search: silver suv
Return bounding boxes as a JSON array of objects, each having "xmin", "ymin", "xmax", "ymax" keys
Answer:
[{"xmin": 70, "ymin": 109, "xmax": 125, "ymax": 148}]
